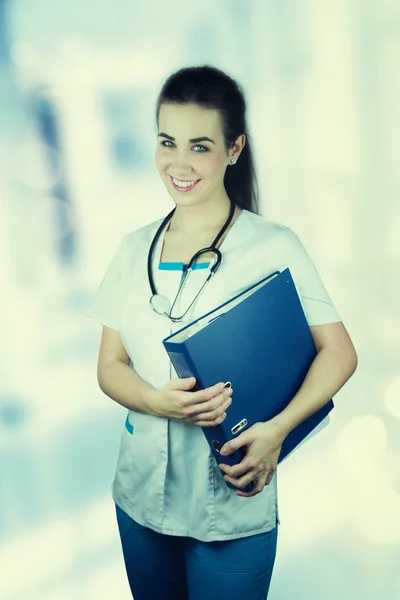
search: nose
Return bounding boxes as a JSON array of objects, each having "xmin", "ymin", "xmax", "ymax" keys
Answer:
[{"xmin": 170, "ymin": 148, "xmax": 193, "ymax": 172}]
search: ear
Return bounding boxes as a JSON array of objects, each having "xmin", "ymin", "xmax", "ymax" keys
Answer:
[{"xmin": 230, "ymin": 133, "xmax": 246, "ymax": 163}]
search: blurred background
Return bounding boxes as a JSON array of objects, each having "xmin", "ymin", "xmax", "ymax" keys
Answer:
[{"xmin": 1, "ymin": 0, "xmax": 399, "ymax": 598}]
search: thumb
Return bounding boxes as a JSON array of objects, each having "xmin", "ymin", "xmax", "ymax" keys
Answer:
[
  {"xmin": 220, "ymin": 432, "xmax": 247, "ymax": 456},
  {"xmin": 177, "ymin": 376, "xmax": 196, "ymax": 389}
]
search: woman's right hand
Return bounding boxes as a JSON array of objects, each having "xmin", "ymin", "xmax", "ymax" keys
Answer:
[{"xmin": 151, "ymin": 377, "xmax": 233, "ymax": 427}]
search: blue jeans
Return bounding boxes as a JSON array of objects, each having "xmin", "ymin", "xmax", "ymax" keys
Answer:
[{"xmin": 115, "ymin": 502, "xmax": 278, "ymax": 600}]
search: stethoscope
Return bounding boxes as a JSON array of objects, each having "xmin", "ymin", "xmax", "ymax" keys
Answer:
[{"xmin": 148, "ymin": 200, "xmax": 236, "ymax": 322}]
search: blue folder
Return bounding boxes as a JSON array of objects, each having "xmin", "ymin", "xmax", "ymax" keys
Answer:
[{"xmin": 163, "ymin": 268, "xmax": 334, "ymax": 493}]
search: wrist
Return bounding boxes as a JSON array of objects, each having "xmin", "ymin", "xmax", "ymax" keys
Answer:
[
  {"xmin": 268, "ymin": 413, "xmax": 292, "ymax": 443},
  {"xmin": 143, "ymin": 388, "xmax": 164, "ymax": 418}
]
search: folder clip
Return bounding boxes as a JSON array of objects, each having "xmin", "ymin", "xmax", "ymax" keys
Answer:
[{"xmin": 231, "ymin": 418, "xmax": 247, "ymax": 435}]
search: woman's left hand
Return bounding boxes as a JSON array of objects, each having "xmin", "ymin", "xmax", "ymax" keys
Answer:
[{"xmin": 218, "ymin": 420, "xmax": 286, "ymax": 497}]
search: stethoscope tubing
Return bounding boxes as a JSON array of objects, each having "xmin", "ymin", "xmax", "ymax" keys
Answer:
[{"xmin": 148, "ymin": 200, "xmax": 236, "ymax": 322}]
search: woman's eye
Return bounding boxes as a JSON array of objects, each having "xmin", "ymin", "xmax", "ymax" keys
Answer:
[{"xmin": 160, "ymin": 141, "xmax": 209, "ymax": 152}]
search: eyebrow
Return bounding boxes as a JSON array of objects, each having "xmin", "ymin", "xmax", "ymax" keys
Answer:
[{"xmin": 158, "ymin": 132, "xmax": 216, "ymax": 145}]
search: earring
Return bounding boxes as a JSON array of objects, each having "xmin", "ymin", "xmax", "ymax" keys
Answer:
[{"xmin": 230, "ymin": 158, "xmax": 237, "ymax": 165}]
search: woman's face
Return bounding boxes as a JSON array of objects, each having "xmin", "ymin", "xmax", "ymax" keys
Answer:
[{"xmin": 155, "ymin": 102, "xmax": 233, "ymax": 205}]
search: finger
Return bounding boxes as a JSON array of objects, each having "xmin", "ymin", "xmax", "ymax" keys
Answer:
[
  {"xmin": 236, "ymin": 478, "xmax": 265, "ymax": 497},
  {"xmin": 189, "ymin": 412, "xmax": 227, "ymax": 428},
  {"xmin": 223, "ymin": 470, "xmax": 259, "ymax": 491},
  {"xmin": 265, "ymin": 471, "xmax": 275, "ymax": 485},
  {"xmin": 186, "ymin": 382, "xmax": 230, "ymax": 408},
  {"xmin": 224, "ymin": 464, "xmax": 269, "ymax": 489},
  {"xmin": 221, "ymin": 458, "xmax": 259, "ymax": 479},
  {"xmin": 191, "ymin": 396, "xmax": 232, "ymax": 422},
  {"xmin": 185, "ymin": 390, "xmax": 232, "ymax": 419},
  {"xmin": 191, "ymin": 382, "xmax": 225, "ymax": 404}
]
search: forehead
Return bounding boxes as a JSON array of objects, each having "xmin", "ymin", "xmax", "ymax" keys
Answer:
[{"xmin": 158, "ymin": 103, "xmax": 223, "ymax": 138}]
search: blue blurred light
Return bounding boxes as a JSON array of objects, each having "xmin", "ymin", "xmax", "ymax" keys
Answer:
[{"xmin": 0, "ymin": 397, "xmax": 29, "ymax": 429}]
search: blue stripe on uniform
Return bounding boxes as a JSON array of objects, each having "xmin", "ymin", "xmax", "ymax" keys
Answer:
[{"xmin": 125, "ymin": 414, "xmax": 134, "ymax": 434}]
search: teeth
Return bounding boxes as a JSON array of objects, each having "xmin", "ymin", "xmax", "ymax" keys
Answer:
[{"xmin": 172, "ymin": 177, "xmax": 198, "ymax": 188}]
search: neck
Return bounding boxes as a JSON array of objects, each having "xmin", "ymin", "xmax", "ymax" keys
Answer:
[{"xmin": 168, "ymin": 197, "xmax": 235, "ymax": 235}]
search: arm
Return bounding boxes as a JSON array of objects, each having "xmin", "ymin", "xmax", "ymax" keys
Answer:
[
  {"xmin": 96, "ymin": 327, "xmax": 230, "ymax": 425},
  {"xmin": 271, "ymin": 321, "xmax": 358, "ymax": 439},
  {"xmin": 97, "ymin": 326, "xmax": 158, "ymax": 415},
  {"xmin": 218, "ymin": 321, "xmax": 357, "ymax": 496}
]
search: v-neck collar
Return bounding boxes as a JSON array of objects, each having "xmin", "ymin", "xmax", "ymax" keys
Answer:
[{"xmin": 154, "ymin": 208, "xmax": 249, "ymax": 272}]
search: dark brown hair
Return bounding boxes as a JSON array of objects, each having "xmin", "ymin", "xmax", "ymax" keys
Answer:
[{"xmin": 155, "ymin": 65, "xmax": 260, "ymax": 214}]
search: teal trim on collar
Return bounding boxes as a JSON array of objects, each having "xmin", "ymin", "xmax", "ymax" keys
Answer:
[{"xmin": 158, "ymin": 261, "xmax": 210, "ymax": 271}]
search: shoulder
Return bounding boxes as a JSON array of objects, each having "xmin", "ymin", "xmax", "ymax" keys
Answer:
[
  {"xmin": 98, "ymin": 217, "xmax": 165, "ymax": 278},
  {"xmin": 243, "ymin": 210, "xmax": 303, "ymax": 250},
  {"xmin": 121, "ymin": 216, "xmax": 165, "ymax": 253},
  {"xmin": 125, "ymin": 216, "xmax": 164, "ymax": 243}
]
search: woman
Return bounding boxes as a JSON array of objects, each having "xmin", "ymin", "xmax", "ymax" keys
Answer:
[{"xmin": 87, "ymin": 65, "xmax": 358, "ymax": 599}]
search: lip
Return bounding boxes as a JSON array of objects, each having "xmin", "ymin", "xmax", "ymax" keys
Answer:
[{"xmin": 169, "ymin": 175, "xmax": 201, "ymax": 193}]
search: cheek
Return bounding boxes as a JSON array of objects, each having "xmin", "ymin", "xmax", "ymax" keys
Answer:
[
  {"xmin": 200, "ymin": 153, "xmax": 226, "ymax": 177},
  {"xmin": 155, "ymin": 147, "xmax": 168, "ymax": 170}
]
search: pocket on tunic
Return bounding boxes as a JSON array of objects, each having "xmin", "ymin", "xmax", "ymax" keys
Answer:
[
  {"xmin": 113, "ymin": 411, "xmax": 159, "ymax": 509},
  {"xmin": 112, "ymin": 415, "xmax": 138, "ymax": 503}
]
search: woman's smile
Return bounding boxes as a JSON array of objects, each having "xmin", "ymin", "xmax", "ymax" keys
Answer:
[{"xmin": 169, "ymin": 175, "xmax": 202, "ymax": 192}]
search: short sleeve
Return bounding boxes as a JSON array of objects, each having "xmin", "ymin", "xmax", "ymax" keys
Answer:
[
  {"xmin": 86, "ymin": 234, "xmax": 130, "ymax": 331},
  {"xmin": 275, "ymin": 226, "xmax": 342, "ymax": 326}
]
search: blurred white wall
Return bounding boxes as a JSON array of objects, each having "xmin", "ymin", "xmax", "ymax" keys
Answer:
[{"xmin": 1, "ymin": 1, "xmax": 399, "ymax": 599}]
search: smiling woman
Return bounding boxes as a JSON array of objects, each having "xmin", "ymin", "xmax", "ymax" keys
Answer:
[
  {"xmin": 155, "ymin": 101, "xmax": 246, "ymax": 233},
  {"xmin": 87, "ymin": 64, "xmax": 357, "ymax": 600},
  {"xmin": 153, "ymin": 66, "xmax": 258, "ymax": 238}
]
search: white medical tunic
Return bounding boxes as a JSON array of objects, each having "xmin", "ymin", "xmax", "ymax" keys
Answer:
[{"xmin": 87, "ymin": 208, "xmax": 341, "ymax": 542}]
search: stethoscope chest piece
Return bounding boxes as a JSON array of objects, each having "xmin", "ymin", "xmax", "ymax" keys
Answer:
[{"xmin": 149, "ymin": 293, "xmax": 171, "ymax": 315}]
